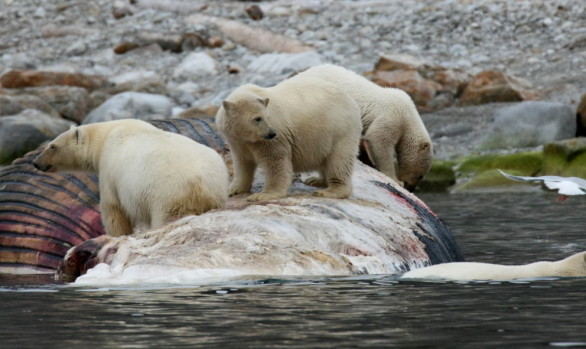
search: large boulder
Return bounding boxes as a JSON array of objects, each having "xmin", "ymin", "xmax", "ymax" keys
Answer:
[
  {"xmin": 371, "ymin": 70, "xmax": 442, "ymax": 111},
  {"xmin": 371, "ymin": 53, "xmax": 471, "ymax": 111},
  {"xmin": 458, "ymin": 71, "xmax": 533, "ymax": 106},
  {"xmin": 83, "ymin": 92, "xmax": 174, "ymax": 124},
  {"xmin": 0, "ymin": 70, "xmax": 109, "ymax": 91},
  {"xmin": 479, "ymin": 101, "xmax": 575, "ymax": 150},
  {"xmin": 0, "ymin": 94, "xmax": 60, "ymax": 118},
  {"xmin": 172, "ymin": 52, "xmax": 219, "ymax": 81},
  {"xmin": 542, "ymin": 137, "xmax": 586, "ymax": 177},
  {"xmin": 6, "ymin": 86, "xmax": 90, "ymax": 123},
  {"xmin": 0, "ymin": 109, "xmax": 74, "ymax": 164}
]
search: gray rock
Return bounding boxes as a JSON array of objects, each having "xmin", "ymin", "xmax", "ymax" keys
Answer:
[
  {"xmin": 83, "ymin": 92, "xmax": 174, "ymax": 124},
  {"xmin": 0, "ymin": 109, "xmax": 74, "ymax": 164},
  {"xmin": 172, "ymin": 52, "xmax": 218, "ymax": 81},
  {"xmin": 169, "ymin": 81, "xmax": 201, "ymax": 105},
  {"xmin": 10, "ymin": 87, "xmax": 90, "ymax": 124},
  {"xmin": 64, "ymin": 41, "xmax": 88, "ymax": 56},
  {"xmin": 0, "ymin": 95, "xmax": 61, "ymax": 118},
  {"xmin": 247, "ymin": 51, "xmax": 322, "ymax": 76},
  {"xmin": 479, "ymin": 101, "xmax": 575, "ymax": 150}
]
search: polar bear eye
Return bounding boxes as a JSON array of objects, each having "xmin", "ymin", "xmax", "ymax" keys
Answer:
[
  {"xmin": 50, "ymin": 144, "xmax": 57, "ymax": 150},
  {"xmin": 254, "ymin": 117, "xmax": 263, "ymax": 122}
]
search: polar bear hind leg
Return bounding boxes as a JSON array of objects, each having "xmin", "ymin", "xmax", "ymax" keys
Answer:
[{"xmin": 101, "ymin": 201, "xmax": 133, "ymax": 237}]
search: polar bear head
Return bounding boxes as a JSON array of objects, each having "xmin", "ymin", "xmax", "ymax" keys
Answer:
[
  {"xmin": 33, "ymin": 125, "xmax": 88, "ymax": 172},
  {"xmin": 397, "ymin": 141, "xmax": 433, "ymax": 192},
  {"xmin": 220, "ymin": 97, "xmax": 277, "ymax": 143}
]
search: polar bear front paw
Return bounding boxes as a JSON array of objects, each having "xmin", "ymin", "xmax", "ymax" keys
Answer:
[
  {"xmin": 247, "ymin": 192, "xmax": 285, "ymax": 202},
  {"xmin": 313, "ymin": 188, "xmax": 350, "ymax": 199},
  {"xmin": 304, "ymin": 176, "xmax": 327, "ymax": 187},
  {"xmin": 228, "ymin": 185, "xmax": 251, "ymax": 197}
]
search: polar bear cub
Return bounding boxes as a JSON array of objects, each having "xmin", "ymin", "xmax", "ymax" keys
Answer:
[
  {"xmin": 401, "ymin": 251, "xmax": 586, "ymax": 281},
  {"xmin": 33, "ymin": 119, "xmax": 229, "ymax": 237},
  {"xmin": 216, "ymin": 75, "xmax": 362, "ymax": 202},
  {"xmin": 298, "ymin": 64, "xmax": 433, "ymax": 191}
]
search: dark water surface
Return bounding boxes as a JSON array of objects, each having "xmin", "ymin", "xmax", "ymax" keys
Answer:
[{"xmin": 1, "ymin": 192, "xmax": 586, "ymax": 348}]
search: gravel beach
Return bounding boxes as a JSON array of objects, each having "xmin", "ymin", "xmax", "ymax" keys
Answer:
[{"xmin": 1, "ymin": 0, "xmax": 585, "ymax": 160}]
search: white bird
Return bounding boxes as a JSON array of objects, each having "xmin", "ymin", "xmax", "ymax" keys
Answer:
[{"xmin": 499, "ymin": 169, "xmax": 586, "ymax": 201}]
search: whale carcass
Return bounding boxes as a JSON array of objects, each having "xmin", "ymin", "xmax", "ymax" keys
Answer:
[{"xmin": 0, "ymin": 118, "xmax": 463, "ymax": 284}]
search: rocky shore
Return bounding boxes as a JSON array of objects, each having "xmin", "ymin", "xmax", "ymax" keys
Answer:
[{"xmin": 1, "ymin": 0, "xmax": 585, "ymax": 192}]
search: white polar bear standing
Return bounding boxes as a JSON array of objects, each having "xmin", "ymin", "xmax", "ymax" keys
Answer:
[
  {"xmin": 298, "ymin": 64, "xmax": 433, "ymax": 191},
  {"xmin": 216, "ymin": 75, "xmax": 362, "ymax": 202},
  {"xmin": 401, "ymin": 251, "xmax": 586, "ymax": 281},
  {"xmin": 33, "ymin": 119, "xmax": 229, "ymax": 237}
]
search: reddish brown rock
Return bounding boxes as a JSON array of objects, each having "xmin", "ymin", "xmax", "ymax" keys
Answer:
[
  {"xmin": 375, "ymin": 53, "xmax": 427, "ymax": 72},
  {"xmin": 246, "ymin": 5, "xmax": 264, "ymax": 20},
  {"xmin": 114, "ymin": 42, "xmax": 140, "ymax": 54},
  {"xmin": 421, "ymin": 68, "xmax": 471, "ymax": 98},
  {"xmin": 371, "ymin": 70, "xmax": 442, "ymax": 111},
  {"xmin": 458, "ymin": 71, "xmax": 533, "ymax": 106},
  {"xmin": 206, "ymin": 36, "xmax": 224, "ymax": 48},
  {"xmin": 0, "ymin": 70, "xmax": 109, "ymax": 91}
]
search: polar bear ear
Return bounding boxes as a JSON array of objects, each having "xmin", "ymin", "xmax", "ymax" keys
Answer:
[
  {"xmin": 257, "ymin": 98, "xmax": 269, "ymax": 108},
  {"xmin": 223, "ymin": 101, "xmax": 235, "ymax": 114}
]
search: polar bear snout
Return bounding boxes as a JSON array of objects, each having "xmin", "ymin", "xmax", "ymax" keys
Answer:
[
  {"xmin": 263, "ymin": 129, "xmax": 277, "ymax": 140},
  {"xmin": 33, "ymin": 158, "xmax": 53, "ymax": 172}
]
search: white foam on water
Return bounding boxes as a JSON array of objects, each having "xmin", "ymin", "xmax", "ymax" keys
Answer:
[{"xmin": 73, "ymin": 263, "xmax": 244, "ymax": 287}]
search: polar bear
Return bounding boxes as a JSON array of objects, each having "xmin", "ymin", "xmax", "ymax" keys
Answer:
[
  {"xmin": 298, "ymin": 64, "xmax": 433, "ymax": 191},
  {"xmin": 401, "ymin": 251, "xmax": 586, "ymax": 281},
  {"xmin": 33, "ymin": 119, "xmax": 229, "ymax": 237},
  {"xmin": 216, "ymin": 75, "xmax": 362, "ymax": 202}
]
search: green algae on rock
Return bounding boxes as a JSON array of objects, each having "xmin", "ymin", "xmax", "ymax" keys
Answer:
[
  {"xmin": 416, "ymin": 159, "xmax": 457, "ymax": 192},
  {"xmin": 543, "ymin": 138, "xmax": 586, "ymax": 178}
]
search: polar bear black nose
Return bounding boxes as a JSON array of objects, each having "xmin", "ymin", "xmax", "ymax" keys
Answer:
[
  {"xmin": 264, "ymin": 131, "xmax": 277, "ymax": 140},
  {"xmin": 33, "ymin": 160, "xmax": 52, "ymax": 172}
]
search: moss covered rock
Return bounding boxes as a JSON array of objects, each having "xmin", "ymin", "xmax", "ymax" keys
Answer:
[
  {"xmin": 416, "ymin": 159, "xmax": 457, "ymax": 192},
  {"xmin": 542, "ymin": 138, "xmax": 586, "ymax": 177},
  {"xmin": 457, "ymin": 151, "xmax": 542, "ymax": 175},
  {"xmin": 451, "ymin": 152, "xmax": 543, "ymax": 192},
  {"xmin": 453, "ymin": 168, "xmax": 537, "ymax": 192}
]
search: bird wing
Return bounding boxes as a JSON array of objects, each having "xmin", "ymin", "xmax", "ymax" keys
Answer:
[{"xmin": 498, "ymin": 170, "xmax": 586, "ymax": 196}]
